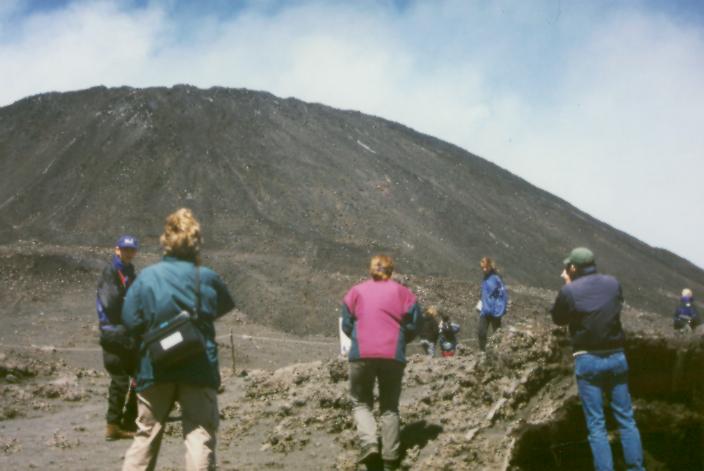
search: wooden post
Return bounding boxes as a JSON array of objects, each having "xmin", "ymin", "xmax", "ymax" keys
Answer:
[{"xmin": 229, "ymin": 328, "xmax": 236, "ymax": 375}]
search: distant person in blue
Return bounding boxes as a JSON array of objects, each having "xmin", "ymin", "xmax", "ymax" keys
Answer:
[
  {"xmin": 477, "ymin": 256, "xmax": 508, "ymax": 351},
  {"xmin": 438, "ymin": 313, "xmax": 460, "ymax": 357},
  {"xmin": 673, "ymin": 288, "xmax": 701, "ymax": 331},
  {"xmin": 551, "ymin": 247, "xmax": 644, "ymax": 471},
  {"xmin": 96, "ymin": 235, "xmax": 139, "ymax": 441}
]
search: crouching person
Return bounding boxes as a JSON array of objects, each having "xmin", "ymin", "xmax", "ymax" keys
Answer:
[
  {"xmin": 438, "ymin": 313, "xmax": 460, "ymax": 357},
  {"xmin": 121, "ymin": 209, "xmax": 235, "ymax": 471},
  {"xmin": 341, "ymin": 255, "xmax": 422, "ymax": 471}
]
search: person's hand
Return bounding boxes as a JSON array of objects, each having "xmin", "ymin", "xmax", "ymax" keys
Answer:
[{"xmin": 561, "ymin": 268, "xmax": 571, "ymax": 284}]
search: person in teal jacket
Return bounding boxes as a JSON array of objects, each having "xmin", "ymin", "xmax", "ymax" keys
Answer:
[{"xmin": 121, "ymin": 208, "xmax": 234, "ymax": 471}]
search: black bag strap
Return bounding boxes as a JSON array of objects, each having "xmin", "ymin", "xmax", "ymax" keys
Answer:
[{"xmin": 193, "ymin": 267, "xmax": 201, "ymax": 320}]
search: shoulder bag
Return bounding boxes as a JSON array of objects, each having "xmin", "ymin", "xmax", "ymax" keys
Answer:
[{"xmin": 143, "ymin": 268, "xmax": 206, "ymax": 367}]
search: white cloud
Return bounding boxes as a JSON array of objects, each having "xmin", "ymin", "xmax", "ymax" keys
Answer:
[
  {"xmin": 0, "ymin": 2, "xmax": 167, "ymax": 102},
  {"xmin": 1, "ymin": 0, "xmax": 703, "ymax": 266},
  {"xmin": 491, "ymin": 9, "xmax": 704, "ymax": 265}
]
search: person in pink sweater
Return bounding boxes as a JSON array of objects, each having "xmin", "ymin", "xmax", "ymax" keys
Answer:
[{"xmin": 341, "ymin": 255, "xmax": 422, "ymax": 471}]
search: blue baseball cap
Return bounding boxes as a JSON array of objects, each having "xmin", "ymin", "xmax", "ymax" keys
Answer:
[{"xmin": 116, "ymin": 235, "xmax": 139, "ymax": 249}]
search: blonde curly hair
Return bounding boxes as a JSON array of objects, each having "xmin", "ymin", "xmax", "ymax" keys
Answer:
[{"xmin": 160, "ymin": 208, "xmax": 202, "ymax": 261}]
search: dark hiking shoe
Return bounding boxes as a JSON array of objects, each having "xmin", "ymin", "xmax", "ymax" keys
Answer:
[
  {"xmin": 358, "ymin": 445, "xmax": 379, "ymax": 465},
  {"xmin": 105, "ymin": 423, "xmax": 135, "ymax": 441},
  {"xmin": 383, "ymin": 459, "xmax": 399, "ymax": 471},
  {"xmin": 120, "ymin": 417, "xmax": 138, "ymax": 432}
]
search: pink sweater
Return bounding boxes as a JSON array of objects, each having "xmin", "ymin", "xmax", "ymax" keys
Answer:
[{"xmin": 342, "ymin": 279, "xmax": 418, "ymax": 361}]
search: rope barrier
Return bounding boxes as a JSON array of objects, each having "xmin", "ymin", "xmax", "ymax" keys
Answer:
[
  {"xmin": 0, "ymin": 332, "xmax": 336, "ymax": 354},
  {"xmin": 0, "ymin": 334, "xmax": 483, "ymax": 353},
  {"xmin": 0, "ymin": 330, "xmax": 484, "ymax": 354},
  {"xmin": 0, "ymin": 344, "xmax": 100, "ymax": 352}
]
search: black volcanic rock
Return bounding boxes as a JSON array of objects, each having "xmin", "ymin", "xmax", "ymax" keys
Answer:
[{"xmin": 0, "ymin": 85, "xmax": 701, "ymax": 333}]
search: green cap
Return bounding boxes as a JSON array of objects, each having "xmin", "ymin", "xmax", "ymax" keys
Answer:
[{"xmin": 563, "ymin": 247, "xmax": 595, "ymax": 266}]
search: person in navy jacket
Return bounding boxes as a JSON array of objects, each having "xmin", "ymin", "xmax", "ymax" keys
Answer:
[
  {"xmin": 551, "ymin": 247, "xmax": 644, "ymax": 471},
  {"xmin": 96, "ymin": 234, "xmax": 139, "ymax": 440}
]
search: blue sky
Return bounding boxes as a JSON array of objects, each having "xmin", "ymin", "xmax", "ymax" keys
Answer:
[{"xmin": 1, "ymin": 0, "xmax": 703, "ymax": 269}]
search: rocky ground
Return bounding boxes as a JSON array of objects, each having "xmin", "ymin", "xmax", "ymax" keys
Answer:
[{"xmin": 1, "ymin": 243, "xmax": 703, "ymax": 470}]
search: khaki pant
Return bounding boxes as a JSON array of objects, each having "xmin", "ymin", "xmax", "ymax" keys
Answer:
[
  {"xmin": 349, "ymin": 359, "xmax": 404, "ymax": 461},
  {"xmin": 122, "ymin": 383, "xmax": 219, "ymax": 471}
]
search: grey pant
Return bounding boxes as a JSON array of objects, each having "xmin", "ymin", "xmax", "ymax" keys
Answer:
[{"xmin": 349, "ymin": 359, "xmax": 405, "ymax": 461}]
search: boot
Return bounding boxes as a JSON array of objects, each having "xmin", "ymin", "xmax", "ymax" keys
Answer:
[
  {"xmin": 358, "ymin": 445, "xmax": 379, "ymax": 467},
  {"xmin": 105, "ymin": 423, "xmax": 135, "ymax": 441},
  {"xmin": 383, "ymin": 459, "xmax": 399, "ymax": 471},
  {"xmin": 120, "ymin": 418, "xmax": 137, "ymax": 433}
]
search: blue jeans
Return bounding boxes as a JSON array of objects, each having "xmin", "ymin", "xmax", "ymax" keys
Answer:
[{"xmin": 575, "ymin": 351, "xmax": 644, "ymax": 471}]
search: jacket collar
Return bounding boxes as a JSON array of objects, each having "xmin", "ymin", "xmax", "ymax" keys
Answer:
[
  {"xmin": 112, "ymin": 254, "xmax": 126, "ymax": 271},
  {"xmin": 163, "ymin": 255, "xmax": 197, "ymax": 265},
  {"xmin": 573, "ymin": 264, "xmax": 598, "ymax": 280}
]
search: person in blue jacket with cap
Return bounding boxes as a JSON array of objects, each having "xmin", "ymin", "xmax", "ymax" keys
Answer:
[{"xmin": 96, "ymin": 234, "xmax": 140, "ymax": 440}]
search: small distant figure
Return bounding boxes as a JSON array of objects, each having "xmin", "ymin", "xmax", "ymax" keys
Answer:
[
  {"xmin": 674, "ymin": 288, "xmax": 701, "ymax": 331},
  {"xmin": 341, "ymin": 255, "xmax": 422, "ymax": 471},
  {"xmin": 477, "ymin": 257, "xmax": 508, "ymax": 351},
  {"xmin": 438, "ymin": 313, "xmax": 460, "ymax": 357},
  {"xmin": 97, "ymin": 234, "xmax": 139, "ymax": 441},
  {"xmin": 419, "ymin": 306, "xmax": 440, "ymax": 357}
]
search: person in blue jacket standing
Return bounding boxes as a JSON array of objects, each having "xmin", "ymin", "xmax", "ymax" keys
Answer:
[{"xmin": 477, "ymin": 256, "xmax": 508, "ymax": 351}]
